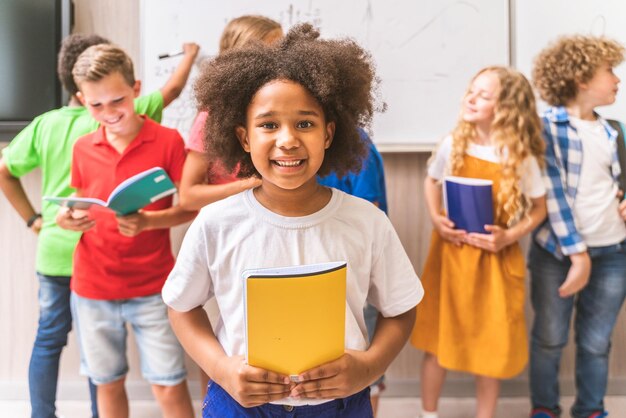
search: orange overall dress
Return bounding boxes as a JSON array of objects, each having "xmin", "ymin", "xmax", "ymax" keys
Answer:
[{"xmin": 410, "ymin": 154, "xmax": 527, "ymax": 379}]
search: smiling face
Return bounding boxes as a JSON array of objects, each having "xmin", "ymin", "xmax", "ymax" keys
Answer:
[
  {"xmin": 461, "ymin": 70, "xmax": 500, "ymax": 126},
  {"xmin": 77, "ymin": 71, "xmax": 141, "ymax": 136},
  {"xmin": 236, "ymin": 80, "xmax": 334, "ymax": 194}
]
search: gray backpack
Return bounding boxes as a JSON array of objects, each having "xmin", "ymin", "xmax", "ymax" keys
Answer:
[{"xmin": 606, "ymin": 119, "xmax": 626, "ymax": 194}]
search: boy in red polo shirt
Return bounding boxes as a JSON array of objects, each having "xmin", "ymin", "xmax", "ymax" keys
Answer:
[{"xmin": 56, "ymin": 44, "xmax": 196, "ymax": 418}]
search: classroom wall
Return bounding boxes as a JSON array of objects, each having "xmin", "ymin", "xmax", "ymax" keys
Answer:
[{"xmin": 3, "ymin": 0, "xmax": 626, "ymax": 401}]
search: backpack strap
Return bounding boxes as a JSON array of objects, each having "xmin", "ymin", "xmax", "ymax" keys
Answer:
[{"xmin": 606, "ymin": 118, "xmax": 626, "ymax": 194}]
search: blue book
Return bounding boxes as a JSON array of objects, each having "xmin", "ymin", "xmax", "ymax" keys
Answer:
[
  {"xmin": 44, "ymin": 167, "xmax": 177, "ymax": 216},
  {"xmin": 443, "ymin": 176, "xmax": 494, "ymax": 234}
]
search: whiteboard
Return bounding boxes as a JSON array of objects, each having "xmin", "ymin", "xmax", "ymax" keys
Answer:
[
  {"xmin": 140, "ymin": 0, "xmax": 509, "ymax": 149},
  {"xmin": 515, "ymin": 0, "xmax": 626, "ymax": 119}
]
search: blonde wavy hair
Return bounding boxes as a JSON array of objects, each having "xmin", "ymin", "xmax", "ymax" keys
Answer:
[
  {"xmin": 219, "ymin": 15, "xmax": 282, "ymax": 53},
  {"xmin": 446, "ymin": 66, "xmax": 544, "ymax": 225},
  {"xmin": 533, "ymin": 35, "xmax": 624, "ymax": 106}
]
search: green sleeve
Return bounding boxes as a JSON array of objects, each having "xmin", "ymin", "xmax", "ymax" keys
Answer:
[
  {"xmin": 134, "ymin": 91, "xmax": 164, "ymax": 123},
  {"xmin": 1, "ymin": 118, "xmax": 41, "ymax": 177}
]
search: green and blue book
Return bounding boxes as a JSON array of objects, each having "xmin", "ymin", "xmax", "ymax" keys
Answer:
[{"xmin": 44, "ymin": 167, "xmax": 176, "ymax": 215}]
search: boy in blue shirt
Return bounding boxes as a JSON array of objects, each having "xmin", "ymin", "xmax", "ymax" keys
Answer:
[
  {"xmin": 318, "ymin": 129, "xmax": 387, "ymax": 212},
  {"xmin": 318, "ymin": 128, "xmax": 388, "ymax": 415}
]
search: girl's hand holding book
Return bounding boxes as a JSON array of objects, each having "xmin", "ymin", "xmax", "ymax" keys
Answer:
[
  {"xmin": 289, "ymin": 349, "xmax": 373, "ymax": 400},
  {"xmin": 465, "ymin": 224, "xmax": 514, "ymax": 252},
  {"xmin": 215, "ymin": 354, "xmax": 293, "ymax": 408},
  {"xmin": 433, "ymin": 214, "xmax": 466, "ymax": 246}
]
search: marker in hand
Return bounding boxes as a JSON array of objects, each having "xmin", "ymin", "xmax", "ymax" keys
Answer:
[{"xmin": 158, "ymin": 51, "xmax": 184, "ymax": 60}]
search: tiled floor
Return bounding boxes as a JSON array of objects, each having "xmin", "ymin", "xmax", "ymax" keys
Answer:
[{"xmin": 2, "ymin": 396, "xmax": 626, "ymax": 418}]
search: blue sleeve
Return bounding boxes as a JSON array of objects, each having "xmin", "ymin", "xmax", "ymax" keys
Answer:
[
  {"xmin": 349, "ymin": 142, "xmax": 387, "ymax": 213},
  {"xmin": 318, "ymin": 130, "xmax": 388, "ymax": 214}
]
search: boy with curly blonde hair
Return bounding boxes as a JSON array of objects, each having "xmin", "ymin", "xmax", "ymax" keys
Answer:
[{"xmin": 529, "ymin": 35, "xmax": 626, "ymax": 418}]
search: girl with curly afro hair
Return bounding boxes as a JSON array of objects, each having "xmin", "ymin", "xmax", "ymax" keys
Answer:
[
  {"xmin": 410, "ymin": 66, "xmax": 547, "ymax": 418},
  {"xmin": 529, "ymin": 35, "xmax": 626, "ymax": 418},
  {"xmin": 163, "ymin": 23, "xmax": 424, "ymax": 417}
]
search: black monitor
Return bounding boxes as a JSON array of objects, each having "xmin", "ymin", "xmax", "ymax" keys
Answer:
[{"xmin": 0, "ymin": 0, "xmax": 72, "ymax": 142}]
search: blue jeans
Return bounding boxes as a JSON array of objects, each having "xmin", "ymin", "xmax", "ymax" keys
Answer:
[
  {"xmin": 528, "ymin": 241, "xmax": 626, "ymax": 418},
  {"xmin": 202, "ymin": 382, "xmax": 373, "ymax": 417},
  {"xmin": 29, "ymin": 274, "xmax": 98, "ymax": 418}
]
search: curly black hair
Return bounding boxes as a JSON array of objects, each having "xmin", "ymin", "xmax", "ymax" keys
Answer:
[
  {"xmin": 57, "ymin": 33, "xmax": 110, "ymax": 97},
  {"xmin": 194, "ymin": 23, "xmax": 380, "ymax": 178}
]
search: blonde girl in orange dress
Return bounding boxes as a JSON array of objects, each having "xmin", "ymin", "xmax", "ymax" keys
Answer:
[{"xmin": 411, "ymin": 66, "xmax": 547, "ymax": 418}]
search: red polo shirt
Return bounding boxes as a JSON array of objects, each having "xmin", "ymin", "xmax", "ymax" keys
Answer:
[{"xmin": 70, "ymin": 117, "xmax": 186, "ymax": 300}]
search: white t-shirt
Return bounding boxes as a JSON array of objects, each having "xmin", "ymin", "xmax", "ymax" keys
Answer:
[
  {"xmin": 428, "ymin": 135, "xmax": 546, "ymax": 199},
  {"xmin": 569, "ymin": 117, "xmax": 626, "ymax": 246},
  {"xmin": 162, "ymin": 188, "xmax": 423, "ymax": 405}
]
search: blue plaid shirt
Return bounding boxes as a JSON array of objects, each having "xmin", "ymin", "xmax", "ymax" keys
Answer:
[{"xmin": 534, "ymin": 107, "xmax": 622, "ymax": 259}]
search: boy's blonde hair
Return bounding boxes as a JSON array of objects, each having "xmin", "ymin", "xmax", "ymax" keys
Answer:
[
  {"xmin": 533, "ymin": 35, "xmax": 625, "ymax": 106},
  {"xmin": 219, "ymin": 15, "xmax": 282, "ymax": 54},
  {"xmin": 72, "ymin": 44, "xmax": 136, "ymax": 89},
  {"xmin": 447, "ymin": 66, "xmax": 544, "ymax": 225}
]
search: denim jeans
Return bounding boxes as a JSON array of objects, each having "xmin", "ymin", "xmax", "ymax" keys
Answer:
[
  {"xmin": 71, "ymin": 292, "xmax": 186, "ymax": 386},
  {"xmin": 528, "ymin": 241, "xmax": 626, "ymax": 418},
  {"xmin": 202, "ymin": 381, "xmax": 373, "ymax": 417},
  {"xmin": 29, "ymin": 274, "xmax": 98, "ymax": 418}
]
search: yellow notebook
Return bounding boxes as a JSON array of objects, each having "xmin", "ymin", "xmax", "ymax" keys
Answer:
[{"xmin": 243, "ymin": 261, "xmax": 347, "ymax": 377}]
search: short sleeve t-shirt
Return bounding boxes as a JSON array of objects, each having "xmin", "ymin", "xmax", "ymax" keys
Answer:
[
  {"xmin": 162, "ymin": 188, "xmax": 424, "ymax": 405},
  {"xmin": 1, "ymin": 91, "xmax": 164, "ymax": 276},
  {"xmin": 70, "ymin": 117, "xmax": 185, "ymax": 299},
  {"xmin": 569, "ymin": 116, "xmax": 626, "ymax": 246},
  {"xmin": 187, "ymin": 111, "xmax": 240, "ymax": 184}
]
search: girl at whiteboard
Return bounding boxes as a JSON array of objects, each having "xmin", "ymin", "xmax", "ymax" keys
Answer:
[
  {"xmin": 410, "ymin": 66, "xmax": 547, "ymax": 418},
  {"xmin": 178, "ymin": 15, "xmax": 283, "ymax": 210},
  {"xmin": 163, "ymin": 24, "xmax": 424, "ymax": 417}
]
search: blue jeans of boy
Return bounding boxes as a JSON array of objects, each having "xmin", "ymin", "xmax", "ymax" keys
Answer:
[
  {"xmin": 29, "ymin": 274, "xmax": 98, "ymax": 418},
  {"xmin": 528, "ymin": 241, "xmax": 626, "ymax": 418},
  {"xmin": 202, "ymin": 381, "xmax": 373, "ymax": 417}
]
